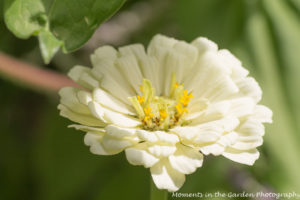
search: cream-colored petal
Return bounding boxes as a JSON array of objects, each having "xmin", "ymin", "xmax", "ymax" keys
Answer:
[
  {"xmin": 137, "ymin": 130, "xmax": 179, "ymax": 145},
  {"xmin": 101, "ymin": 134, "xmax": 135, "ymax": 154},
  {"xmin": 163, "ymin": 51, "xmax": 187, "ymax": 95},
  {"xmin": 84, "ymin": 132, "xmax": 110, "ymax": 155},
  {"xmin": 189, "ymin": 97, "xmax": 254, "ymax": 125},
  {"xmin": 68, "ymin": 65, "xmax": 99, "ymax": 89},
  {"xmin": 59, "ymin": 87, "xmax": 91, "ymax": 115},
  {"xmin": 187, "ymin": 100, "xmax": 231, "ymax": 124},
  {"xmin": 125, "ymin": 143, "xmax": 159, "ymax": 168},
  {"xmin": 119, "ymin": 44, "xmax": 146, "ymax": 59},
  {"xmin": 218, "ymin": 49, "xmax": 249, "ymax": 80},
  {"xmin": 140, "ymin": 56, "xmax": 161, "ymax": 94},
  {"xmin": 105, "ymin": 125, "xmax": 137, "ymax": 138},
  {"xmin": 88, "ymin": 101, "xmax": 141, "ymax": 127},
  {"xmin": 91, "ymin": 49, "xmax": 135, "ymax": 104},
  {"xmin": 173, "ymin": 41, "xmax": 198, "ymax": 75},
  {"xmin": 148, "ymin": 145, "xmax": 177, "ymax": 157},
  {"xmin": 237, "ymin": 119, "xmax": 265, "ymax": 137},
  {"xmin": 147, "ymin": 34, "xmax": 178, "ymax": 56},
  {"xmin": 183, "ymin": 52, "xmax": 232, "ymax": 98},
  {"xmin": 68, "ymin": 65, "xmax": 90, "ymax": 82},
  {"xmin": 150, "ymin": 159, "xmax": 186, "ymax": 192},
  {"xmin": 77, "ymin": 90, "xmax": 93, "ymax": 105},
  {"xmin": 200, "ymin": 143, "xmax": 225, "ymax": 156},
  {"xmin": 116, "ymin": 55, "xmax": 144, "ymax": 94},
  {"xmin": 154, "ymin": 131, "xmax": 179, "ymax": 145},
  {"xmin": 119, "ymin": 44, "xmax": 162, "ymax": 95},
  {"xmin": 231, "ymin": 137, "xmax": 263, "ymax": 150},
  {"xmin": 91, "ymin": 45, "xmax": 118, "ymax": 62},
  {"xmin": 58, "ymin": 104, "xmax": 105, "ymax": 127},
  {"xmin": 147, "ymin": 34, "xmax": 178, "ymax": 95},
  {"xmin": 200, "ymin": 76, "xmax": 239, "ymax": 102},
  {"xmin": 191, "ymin": 37, "xmax": 218, "ymax": 54},
  {"xmin": 228, "ymin": 97, "xmax": 255, "ymax": 117},
  {"xmin": 193, "ymin": 123, "xmax": 239, "ymax": 155},
  {"xmin": 99, "ymin": 75, "xmax": 134, "ymax": 105},
  {"xmin": 173, "ymin": 117, "xmax": 239, "ymax": 144},
  {"xmin": 69, "ymin": 124, "xmax": 105, "ymax": 133},
  {"xmin": 222, "ymin": 147, "xmax": 260, "ymax": 165},
  {"xmin": 217, "ymin": 131, "xmax": 239, "ymax": 147},
  {"xmin": 187, "ymin": 98, "xmax": 209, "ymax": 115},
  {"xmin": 172, "ymin": 126, "xmax": 221, "ymax": 143},
  {"xmin": 235, "ymin": 77, "xmax": 262, "ymax": 103},
  {"xmin": 93, "ymin": 88, "xmax": 135, "ymax": 115},
  {"xmin": 137, "ymin": 130, "xmax": 158, "ymax": 143},
  {"xmin": 169, "ymin": 144, "xmax": 203, "ymax": 174},
  {"xmin": 163, "ymin": 41, "xmax": 198, "ymax": 95},
  {"xmin": 88, "ymin": 101, "xmax": 105, "ymax": 121},
  {"xmin": 251, "ymin": 105, "xmax": 273, "ymax": 123}
]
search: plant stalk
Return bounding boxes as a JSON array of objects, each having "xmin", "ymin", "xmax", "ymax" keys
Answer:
[{"xmin": 150, "ymin": 179, "xmax": 168, "ymax": 200}]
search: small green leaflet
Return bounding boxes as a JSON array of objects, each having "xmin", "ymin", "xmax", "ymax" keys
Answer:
[{"xmin": 4, "ymin": 0, "xmax": 125, "ymax": 64}]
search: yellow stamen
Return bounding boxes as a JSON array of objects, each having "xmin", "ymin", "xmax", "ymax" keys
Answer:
[
  {"xmin": 130, "ymin": 77, "xmax": 192, "ymax": 131},
  {"xmin": 176, "ymin": 103, "xmax": 187, "ymax": 115},
  {"xmin": 159, "ymin": 109, "xmax": 168, "ymax": 121},
  {"xmin": 174, "ymin": 82, "xmax": 179, "ymax": 88},
  {"xmin": 137, "ymin": 95, "xmax": 145, "ymax": 104},
  {"xmin": 143, "ymin": 107, "xmax": 154, "ymax": 122},
  {"xmin": 180, "ymin": 90, "xmax": 193, "ymax": 106}
]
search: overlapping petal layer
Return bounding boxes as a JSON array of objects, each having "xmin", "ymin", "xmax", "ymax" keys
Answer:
[{"xmin": 58, "ymin": 34, "xmax": 272, "ymax": 192}]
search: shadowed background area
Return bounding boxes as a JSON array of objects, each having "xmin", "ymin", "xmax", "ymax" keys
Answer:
[{"xmin": 1, "ymin": 0, "xmax": 300, "ymax": 199}]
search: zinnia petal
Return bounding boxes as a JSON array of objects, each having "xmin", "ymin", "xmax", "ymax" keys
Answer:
[{"xmin": 150, "ymin": 159, "xmax": 186, "ymax": 192}]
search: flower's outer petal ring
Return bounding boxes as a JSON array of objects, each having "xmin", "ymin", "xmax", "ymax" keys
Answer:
[
  {"xmin": 137, "ymin": 130, "xmax": 179, "ymax": 145},
  {"xmin": 88, "ymin": 101, "xmax": 141, "ymax": 128},
  {"xmin": 101, "ymin": 134, "xmax": 136, "ymax": 154},
  {"xmin": 222, "ymin": 147, "xmax": 260, "ymax": 165},
  {"xmin": 58, "ymin": 104, "xmax": 105, "ymax": 127},
  {"xmin": 105, "ymin": 125, "xmax": 137, "ymax": 138},
  {"xmin": 125, "ymin": 143, "xmax": 159, "ymax": 168},
  {"xmin": 150, "ymin": 159, "xmax": 186, "ymax": 192},
  {"xmin": 68, "ymin": 66, "xmax": 99, "ymax": 90},
  {"xmin": 69, "ymin": 124, "xmax": 105, "ymax": 133},
  {"xmin": 169, "ymin": 144, "xmax": 203, "ymax": 174},
  {"xmin": 93, "ymin": 88, "xmax": 135, "ymax": 115},
  {"xmin": 251, "ymin": 105, "xmax": 273, "ymax": 123},
  {"xmin": 84, "ymin": 132, "xmax": 110, "ymax": 155},
  {"xmin": 59, "ymin": 87, "xmax": 91, "ymax": 115}
]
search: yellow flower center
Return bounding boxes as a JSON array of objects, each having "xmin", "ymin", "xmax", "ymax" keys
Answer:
[{"xmin": 129, "ymin": 75, "xmax": 193, "ymax": 131}]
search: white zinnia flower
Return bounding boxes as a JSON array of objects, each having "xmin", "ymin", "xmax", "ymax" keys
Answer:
[{"xmin": 58, "ymin": 35, "xmax": 272, "ymax": 192}]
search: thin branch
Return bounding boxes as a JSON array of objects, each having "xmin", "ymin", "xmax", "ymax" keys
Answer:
[{"xmin": 0, "ymin": 52, "xmax": 80, "ymax": 92}]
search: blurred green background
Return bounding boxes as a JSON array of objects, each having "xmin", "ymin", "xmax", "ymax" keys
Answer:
[{"xmin": 1, "ymin": 0, "xmax": 300, "ymax": 199}]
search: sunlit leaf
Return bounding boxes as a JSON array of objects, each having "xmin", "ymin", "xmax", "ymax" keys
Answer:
[
  {"xmin": 4, "ymin": 0, "xmax": 125, "ymax": 63},
  {"xmin": 38, "ymin": 30, "xmax": 62, "ymax": 64}
]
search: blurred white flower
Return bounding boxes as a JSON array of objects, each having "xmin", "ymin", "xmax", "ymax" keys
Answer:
[{"xmin": 58, "ymin": 34, "xmax": 272, "ymax": 192}]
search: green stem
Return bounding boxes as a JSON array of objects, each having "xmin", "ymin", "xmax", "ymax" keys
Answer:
[{"xmin": 150, "ymin": 179, "xmax": 168, "ymax": 200}]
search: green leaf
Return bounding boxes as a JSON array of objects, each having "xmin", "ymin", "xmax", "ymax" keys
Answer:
[
  {"xmin": 4, "ymin": 0, "xmax": 46, "ymax": 39},
  {"xmin": 38, "ymin": 30, "xmax": 62, "ymax": 64},
  {"xmin": 247, "ymin": 9, "xmax": 300, "ymax": 192},
  {"xmin": 4, "ymin": 0, "xmax": 125, "ymax": 63},
  {"xmin": 263, "ymin": 0, "xmax": 300, "ymax": 137},
  {"xmin": 48, "ymin": 0, "xmax": 125, "ymax": 52}
]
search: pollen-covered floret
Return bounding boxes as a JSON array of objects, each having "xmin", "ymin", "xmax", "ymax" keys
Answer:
[{"xmin": 129, "ymin": 78, "xmax": 193, "ymax": 131}]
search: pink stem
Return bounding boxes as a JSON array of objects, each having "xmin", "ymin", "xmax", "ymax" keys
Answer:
[{"xmin": 0, "ymin": 52, "xmax": 80, "ymax": 92}]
